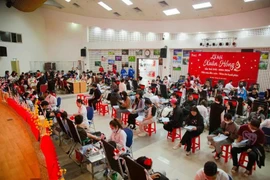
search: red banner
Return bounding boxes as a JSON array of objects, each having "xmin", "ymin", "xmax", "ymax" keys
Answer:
[{"xmin": 188, "ymin": 52, "xmax": 260, "ymax": 87}]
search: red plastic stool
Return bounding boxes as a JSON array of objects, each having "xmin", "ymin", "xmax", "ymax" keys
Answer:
[
  {"xmin": 96, "ymin": 101, "xmax": 101, "ymax": 112},
  {"xmin": 239, "ymin": 152, "xmax": 256, "ymax": 174},
  {"xmin": 121, "ymin": 112, "xmax": 130, "ymax": 125},
  {"xmin": 111, "ymin": 107, "xmax": 117, "ymax": 118},
  {"xmin": 144, "ymin": 121, "xmax": 156, "ymax": 136},
  {"xmin": 77, "ymin": 94, "xmax": 85, "ymax": 100},
  {"xmin": 184, "ymin": 136, "xmax": 200, "ymax": 153},
  {"xmin": 167, "ymin": 128, "xmax": 182, "ymax": 142},
  {"xmin": 215, "ymin": 145, "xmax": 232, "ymax": 163},
  {"xmin": 99, "ymin": 104, "xmax": 109, "ymax": 116}
]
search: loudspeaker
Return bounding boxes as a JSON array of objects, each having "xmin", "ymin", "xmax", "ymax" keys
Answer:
[
  {"xmin": 81, "ymin": 48, "xmax": 86, "ymax": 57},
  {"xmin": 160, "ymin": 48, "xmax": 167, "ymax": 58},
  {"xmin": 0, "ymin": 46, "xmax": 7, "ymax": 57}
]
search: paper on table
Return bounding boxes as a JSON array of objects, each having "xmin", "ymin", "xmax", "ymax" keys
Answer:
[
  {"xmin": 136, "ymin": 116, "xmax": 144, "ymax": 122},
  {"xmin": 127, "ymin": 109, "xmax": 133, "ymax": 113},
  {"xmin": 161, "ymin": 117, "xmax": 170, "ymax": 122},
  {"xmin": 184, "ymin": 126, "xmax": 196, "ymax": 131},
  {"xmin": 113, "ymin": 105, "xmax": 119, "ymax": 109},
  {"xmin": 213, "ymin": 134, "xmax": 228, "ymax": 142}
]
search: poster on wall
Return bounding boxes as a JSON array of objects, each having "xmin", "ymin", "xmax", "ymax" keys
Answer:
[
  {"xmin": 135, "ymin": 50, "xmax": 143, "ymax": 56},
  {"xmin": 154, "ymin": 49, "xmax": 161, "ymax": 56},
  {"xmin": 115, "ymin": 56, "xmax": 122, "ymax": 61},
  {"xmin": 139, "ymin": 59, "xmax": 158, "ymax": 84},
  {"xmin": 173, "ymin": 49, "xmax": 182, "ymax": 56},
  {"xmin": 128, "ymin": 56, "xmax": 136, "ymax": 62},
  {"xmin": 173, "ymin": 55, "xmax": 182, "ymax": 63},
  {"xmin": 183, "ymin": 50, "xmax": 191, "ymax": 65},
  {"xmin": 101, "ymin": 56, "xmax": 106, "ymax": 61},
  {"xmin": 122, "ymin": 62, "xmax": 129, "ymax": 67},
  {"xmin": 122, "ymin": 49, "xmax": 129, "ymax": 55},
  {"xmin": 108, "ymin": 51, "xmax": 115, "ymax": 55},
  {"xmin": 173, "ymin": 64, "xmax": 181, "ymax": 71},
  {"xmin": 256, "ymin": 51, "xmax": 269, "ymax": 70},
  {"xmin": 159, "ymin": 57, "xmax": 163, "ymax": 65},
  {"xmin": 108, "ymin": 59, "xmax": 115, "ymax": 65},
  {"xmin": 188, "ymin": 52, "xmax": 260, "ymax": 86},
  {"xmin": 95, "ymin": 61, "xmax": 101, "ymax": 66}
]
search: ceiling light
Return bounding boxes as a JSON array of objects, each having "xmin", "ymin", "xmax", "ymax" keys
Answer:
[
  {"xmin": 98, "ymin": 1, "xmax": 112, "ymax": 11},
  {"xmin": 65, "ymin": 0, "xmax": 71, "ymax": 2},
  {"xmin": 163, "ymin": 8, "xmax": 180, "ymax": 16},
  {"xmin": 244, "ymin": 0, "xmax": 256, "ymax": 2},
  {"xmin": 192, "ymin": 2, "xmax": 212, "ymax": 10},
  {"xmin": 122, "ymin": 0, "xmax": 133, "ymax": 6}
]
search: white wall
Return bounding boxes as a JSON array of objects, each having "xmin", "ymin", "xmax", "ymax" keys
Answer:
[
  {"xmin": 45, "ymin": 20, "xmax": 88, "ymax": 70},
  {"xmin": 0, "ymin": 2, "xmax": 47, "ymax": 75}
]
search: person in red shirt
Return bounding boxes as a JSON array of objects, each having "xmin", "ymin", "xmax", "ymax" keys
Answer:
[
  {"xmin": 231, "ymin": 119, "xmax": 265, "ymax": 176},
  {"xmin": 99, "ymin": 66, "xmax": 104, "ymax": 73}
]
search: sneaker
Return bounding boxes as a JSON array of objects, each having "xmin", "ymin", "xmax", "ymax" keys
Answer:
[
  {"xmin": 243, "ymin": 170, "xmax": 251, "ymax": 177},
  {"xmin": 186, "ymin": 151, "xmax": 191, "ymax": 156},
  {"xmin": 138, "ymin": 132, "xmax": 147, "ymax": 137},
  {"xmin": 173, "ymin": 143, "xmax": 182, "ymax": 150},
  {"xmin": 231, "ymin": 166, "xmax": 238, "ymax": 173}
]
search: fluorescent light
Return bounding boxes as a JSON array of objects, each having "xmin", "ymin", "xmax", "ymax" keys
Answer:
[
  {"xmin": 65, "ymin": 0, "xmax": 71, "ymax": 2},
  {"xmin": 122, "ymin": 0, "xmax": 133, "ymax": 6},
  {"xmin": 98, "ymin": 1, "xmax": 112, "ymax": 11},
  {"xmin": 244, "ymin": 0, "xmax": 255, "ymax": 2},
  {"xmin": 192, "ymin": 2, "xmax": 212, "ymax": 10},
  {"xmin": 163, "ymin": 8, "xmax": 180, "ymax": 16}
]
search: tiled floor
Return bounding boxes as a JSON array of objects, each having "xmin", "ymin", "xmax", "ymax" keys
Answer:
[{"xmin": 57, "ymin": 94, "xmax": 270, "ymax": 180}]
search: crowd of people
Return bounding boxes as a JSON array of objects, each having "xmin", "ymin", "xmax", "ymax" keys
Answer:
[{"xmin": 1, "ymin": 68, "xmax": 270, "ymax": 180}]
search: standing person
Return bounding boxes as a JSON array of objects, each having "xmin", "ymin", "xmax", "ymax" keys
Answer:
[
  {"xmin": 128, "ymin": 65, "xmax": 135, "ymax": 79},
  {"xmin": 138, "ymin": 99, "xmax": 157, "ymax": 137},
  {"xmin": 209, "ymin": 95, "xmax": 225, "ymax": 134},
  {"xmin": 173, "ymin": 106, "xmax": 204, "ymax": 156},
  {"xmin": 120, "ymin": 67, "xmax": 127, "ymax": 79},
  {"xmin": 163, "ymin": 98, "xmax": 183, "ymax": 132},
  {"xmin": 74, "ymin": 99, "xmax": 89, "ymax": 129},
  {"xmin": 88, "ymin": 84, "xmax": 101, "ymax": 111},
  {"xmin": 99, "ymin": 65, "xmax": 104, "ymax": 74},
  {"xmin": 207, "ymin": 113, "xmax": 238, "ymax": 160},
  {"xmin": 231, "ymin": 119, "xmax": 265, "ymax": 176},
  {"xmin": 195, "ymin": 161, "xmax": 231, "ymax": 180},
  {"xmin": 127, "ymin": 91, "xmax": 145, "ymax": 129}
]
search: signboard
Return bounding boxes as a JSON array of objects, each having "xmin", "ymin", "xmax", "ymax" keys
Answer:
[{"xmin": 188, "ymin": 52, "xmax": 260, "ymax": 86}]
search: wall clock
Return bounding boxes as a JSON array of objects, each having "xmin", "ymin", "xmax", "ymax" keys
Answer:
[{"xmin": 144, "ymin": 49, "xmax": 151, "ymax": 57}]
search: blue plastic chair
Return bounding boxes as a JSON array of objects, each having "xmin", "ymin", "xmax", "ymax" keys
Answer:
[
  {"xmin": 56, "ymin": 97, "xmax": 61, "ymax": 108},
  {"xmin": 87, "ymin": 106, "xmax": 95, "ymax": 131},
  {"xmin": 123, "ymin": 128, "xmax": 133, "ymax": 156}
]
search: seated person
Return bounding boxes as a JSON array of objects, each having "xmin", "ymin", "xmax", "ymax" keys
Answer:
[
  {"xmin": 150, "ymin": 94, "xmax": 163, "ymax": 108},
  {"xmin": 181, "ymin": 94, "xmax": 196, "ymax": 116},
  {"xmin": 243, "ymin": 105, "xmax": 265, "ymax": 124},
  {"xmin": 207, "ymin": 113, "xmax": 238, "ymax": 160},
  {"xmin": 74, "ymin": 115, "xmax": 104, "ymax": 144},
  {"xmin": 108, "ymin": 119, "xmax": 127, "ymax": 151},
  {"xmin": 38, "ymin": 100, "xmax": 54, "ymax": 119},
  {"xmin": 163, "ymin": 98, "xmax": 183, "ymax": 132},
  {"xmin": 128, "ymin": 91, "xmax": 145, "ymax": 129},
  {"xmin": 44, "ymin": 90, "xmax": 57, "ymax": 111},
  {"xmin": 88, "ymin": 83, "xmax": 101, "ymax": 111},
  {"xmin": 170, "ymin": 93, "xmax": 180, "ymax": 105},
  {"xmin": 231, "ymin": 119, "xmax": 265, "ymax": 176},
  {"xmin": 236, "ymin": 84, "xmax": 247, "ymax": 115},
  {"xmin": 224, "ymin": 101, "xmax": 236, "ymax": 117},
  {"xmin": 138, "ymin": 99, "xmax": 157, "ymax": 137},
  {"xmin": 173, "ymin": 106, "xmax": 204, "ymax": 156},
  {"xmin": 196, "ymin": 100, "xmax": 209, "ymax": 127},
  {"xmin": 195, "ymin": 161, "xmax": 231, "ymax": 180},
  {"xmin": 136, "ymin": 156, "xmax": 169, "ymax": 180},
  {"xmin": 115, "ymin": 91, "xmax": 131, "ymax": 120},
  {"xmin": 110, "ymin": 88, "xmax": 122, "ymax": 107}
]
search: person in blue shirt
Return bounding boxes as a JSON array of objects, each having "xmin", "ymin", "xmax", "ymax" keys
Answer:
[
  {"xmin": 120, "ymin": 67, "xmax": 127, "ymax": 79},
  {"xmin": 128, "ymin": 66, "xmax": 135, "ymax": 79},
  {"xmin": 236, "ymin": 83, "xmax": 247, "ymax": 115}
]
